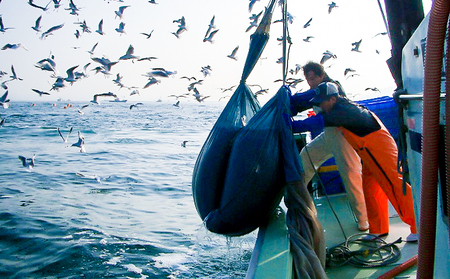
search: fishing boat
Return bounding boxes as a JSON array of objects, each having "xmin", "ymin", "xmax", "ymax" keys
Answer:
[
  {"xmin": 245, "ymin": 0, "xmax": 450, "ymax": 278},
  {"xmin": 109, "ymin": 97, "xmax": 127, "ymax": 103}
]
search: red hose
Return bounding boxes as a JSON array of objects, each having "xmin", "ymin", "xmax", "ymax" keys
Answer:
[
  {"xmin": 446, "ymin": 13, "xmax": 450, "ymax": 266},
  {"xmin": 377, "ymin": 255, "xmax": 418, "ymax": 279},
  {"xmin": 418, "ymin": 0, "xmax": 450, "ymax": 278}
]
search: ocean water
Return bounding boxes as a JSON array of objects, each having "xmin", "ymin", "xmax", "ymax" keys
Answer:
[{"xmin": 0, "ymin": 101, "xmax": 257, "ymax": 279}]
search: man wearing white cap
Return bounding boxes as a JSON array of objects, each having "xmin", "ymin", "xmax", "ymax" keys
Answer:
[{"xmin": 308, "ymin": 82, "xmax": 417, "ymax": 241}]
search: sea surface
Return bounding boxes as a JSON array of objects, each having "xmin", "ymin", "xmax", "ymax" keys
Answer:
[{"xmin": 0, "ymin": 101, "xmax": 257, "ymax": 279}]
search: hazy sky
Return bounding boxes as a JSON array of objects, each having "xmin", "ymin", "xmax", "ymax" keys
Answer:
[{"xmin": 0, "ymin": 0, "xmax": 431, "ymax": 104}]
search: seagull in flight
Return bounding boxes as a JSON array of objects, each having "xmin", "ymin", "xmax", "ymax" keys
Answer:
[
  {"xmin": 365, "ymin": 87, "xmax": 380, "ymax": 92},
  {"xmin": 351, "ymin": 39, "xmax": 362, "ymax": 52},
  {"xmin": 72, "ymin": 131, "xmax": 86, "ymax": 153},
  {"xmin": 32, "ymin": 89, "xmax": 51, "ymax": 96},
  {"xmin": 0, "ymin": 116, "xmax": 5, "ymax": 127},
  {"xmin": 115, "ymin": 6, "xmax": 130, "ymax": 19},
  {"xmin": 28, "ymin": 0, "xmax": 49, "ymax": 11},
  {"xmin": 203, "ymin": 29, "xmax": 219, "ymax": 43},
  {"xmin": 115, "ymin": 22, "xmax": 126, "ymax": 35},
  {"xmin": 303, "ymin": 18, "xmax": 313, "ymax": 28},
  {"xmin": 249, "ymin": 0, "xmax": 260, "ymax": 12},
  {"xmin": 57, "ymin": 127, "xmax": 73, "ymax": 145},
  {"xmin": 10, "ymin": 65, "xmax": 23, "ymax": 81},
  {"xmin": 119, "ymin": 45, "xmax": 139, "ymax": 61},
  {"xmin": 0, "ymin": 15, "xmax": 14, "ymax": 33},
  {"xmin": 320, "ymin": 50, "xmax": 337, "ymax": 64},
  {"xmin": 0, "ymin": 91, "xmax": 10, "ymax": 108},
  {"xmin": 303, "ymin": 36, "xmax": 314, "ymax": 42},
  {"xmin": 344, "ymin": 68, "xmax": 356, "ymax": 76},
  {"xmin": 173, "ymin": 100, "xmax": 180, "ymax": 107},
  {"xmin": 129, "ymin": 103, "xmax": 143, "ymax": 110},
  {"xmin": 40, "ymin": 23, "xmax": 65, "ymax": 40},
  {"xmin": 328, "ymin": 2, "xmax": 338, "ymax": 14},
  {"xmin": 181, "ymin": 140, "xmax": 188, "ymax": 147},
  {"xmin": 91, "ymin": 92, "xmax": 117, "ymax": 104},
  {"xmin": 18, "ymin": 155, "xmax": 36, "ymax": 169},
  {"xmin": 32, "ymin": 15, "xmax": 42, "ymax": 32},
  {"xmin": 2, "ymin": 43, "xmax": 28, "ymax": 51},
  {"xmin": 141, "ymin": 30, "xmax": 154, "ymax": 39},
  {"xmin": 95, "ymin": 19, "xmax": 105, "ymax": 35},
  {"xmin": 227, "ymin": 46, "xmax": 239, "ymax": 60}
]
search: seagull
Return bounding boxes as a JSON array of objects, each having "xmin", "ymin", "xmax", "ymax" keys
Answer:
[
  {"xmin": 181, "ymin": 140, "xmax": 188, "ymax": 147},
  {"xmin": 141, "ymin": 30, "xmax": 154, "ymax": 39},
  {"xmin": 10, "ymin": 65, "xmax": 23, "ymax": 81},
  {"xmin": 115, "ymin": 6, "xmax": 130, "ymax": 19},
  {"xmin": 130, "ymin": 89, "xmax": 140, "ymax": 96},
  {"xmin": 119, "ymin": 45, "xmax": 139, "ymax": 61},
  {"xmin": 365, "ymin": 87, "xmax": 380, "ymax": 92},
  {"xmin": 62, "ymin": 65, "xmax": 78, "ymax": 85},
  {"xmin": 50, "ymin": 77, "xmax": 65, "ymax": 91},
  {"xmin": 203, "ymin": 15, "xmax": 216, "ymax": 38},
  {"xmin": 95, "ymin": 19, "xmax": 105, "ymax": 35},
  {"xmin": 77, "ymin": 104, "xmax": 89, "ymax": 115},
  {"xmin": 129, "ymin": 103, "xmax": 143, "ymax": 110},
  {"xmin": 203, "ymin": 29, "xmax": 219, "ymax": 43},
  {"xmin": 373, "ymin": 32, "xmax": 388, "ymax": 38},
  {"xmin": 87, "ymin": 42, "xmax": 98, "ymax": 55},
  {"xmin": 32, "ymin": 89, "xmax": 51, "ymax": 96},
  {"xmin": 137, "ymin": 56, "xmax": 158, "ymax": 62},
  {"xmin": 75, "ymin": 20, "xmax": 91, "ymax": 33},
  {"xmin": 2, "ymin": 43, "xmax": 28, "ymax": 51},
  {"xmin": 18, "ymin": 155, "xmax": 36, "ymax": 169},
  {"xmin": 76, "ymin": 172, "xmax": 102, "ymax": 183},
  {"xmin": 303, "ymin": 36, "xmax": 314, "ymax": 42},
  {"xmin": 0, "ymin": 16, "xmax": 14, "ymax": 33},
  {"xmin": 0, "ymin": 116, "xmax": 5, "ymax": 127},
  {"xmin": 57, "ymin": 127, "xmax": 73, "ymax": 144},
  {"xmin": 40, "ymin": 23, "xmax": 64, "ymax": 40},
  {"xmin": 328, "ymin": 2, "xmax": 338, "ymax": 14},
  {"xmin": 180, "ymin": 76, "xmax": 196, "ymax": 81},
  {"xmin": 351, "ymin": 39, "xmax": 362, "ymax": 52},
  {"xmin": 36, "ymin": 56, "xmax": 56, "ymax": 72},
  {"xmin": 71, "ymin": 131, "xmax": 85, "ymax": 153},
  {"xmin": 219, "ymin": 85, "xmax": 236, "ymax": 93},
  {"xmin": 148, "ymin": 0, "xmax": 158, "ymax": 4},
  {"xmin": 143, "ymin": 77, "xmax": 160, "ymax": 88},
  {"xmin": 91, "ymin": 92, "xmax": 117, "ymax": 104},
  {"xmin": 246, "ymin": 11, "xmax": 262, "ymax": 32},
  {"xmin": 346, "ymin": 73, "xmax": 360, "ymax": 79},
  {"xmin": 173, "ymin": 100, "xmax": 180, "ymax": 107},
  {"xmin": 200, "ymin": 65, "xmax": 212, "ymax": 77},
  {"xmin": 66, "ymin": 0, "xmax": 80, "ymax": 15},
  {"xmin": 115, "ymin": 22, "xmax": 126, "ymax": 35},
  {"xmin": 344, "ymin": 68, "xmax": 356, "ymax": 76},
  {"xmin": 91, "ymin": 56, "xmax": 118, "ymax": 73},
  {"xmin": 28, "ymin": 0, "xmax": 49, "ymax": 11},
  {"xmin": 249, "ymin": 0, "xmax": 260, "ymax": 12},
  {"xmin": 192, "ymin": 87, "xmax": 210, "ymax": 102},
  {"xmin": 187, "ymin": 80, "xmax": 203, "ymax": 91},
  {"xmin": 0, "ymin": 91, "xmax": 10, "ymax": 108},
  {"xmin": 227, "ymin": 46, "xmax": 239, "ymax": 60},
  {"xmin": 320, "ymin": 50, "xmax": 337, "ymax": 64},
  {"xmin": 31, "ymin": 15, "xmax": 42, "ymax": 32},
  {"xmin": 303, "ymin": 18, "xmax": 313, "ymax": 28}
]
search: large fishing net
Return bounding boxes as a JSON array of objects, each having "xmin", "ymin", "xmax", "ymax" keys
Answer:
[{"xmin": 192, "ymin": 0, "xmax": 326, "ymax": 277}]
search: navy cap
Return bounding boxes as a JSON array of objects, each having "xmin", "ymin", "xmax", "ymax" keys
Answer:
[{"xmin": 310, "ymin": 82, "xmax": 339, "ymax": 105}]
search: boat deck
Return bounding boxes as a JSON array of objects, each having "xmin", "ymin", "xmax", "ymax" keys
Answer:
[{"xmin": 316, "ymin": 193, "xmax": 418, "ymax": 279}]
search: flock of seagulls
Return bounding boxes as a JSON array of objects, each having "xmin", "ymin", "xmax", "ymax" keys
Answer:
[{"xmin": 0, "ymin": 0, "xmax": 387, "ymax": 109}]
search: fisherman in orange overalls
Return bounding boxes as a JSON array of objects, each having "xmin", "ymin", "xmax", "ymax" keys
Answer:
[{"xmin": 309, "ymin": 82, "xmax": 417, "ymax": 242}]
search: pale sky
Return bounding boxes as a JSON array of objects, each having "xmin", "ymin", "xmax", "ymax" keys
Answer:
[{"xmin": 0, "ymin": 0, "xmax": 432, "ymax": 104}]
